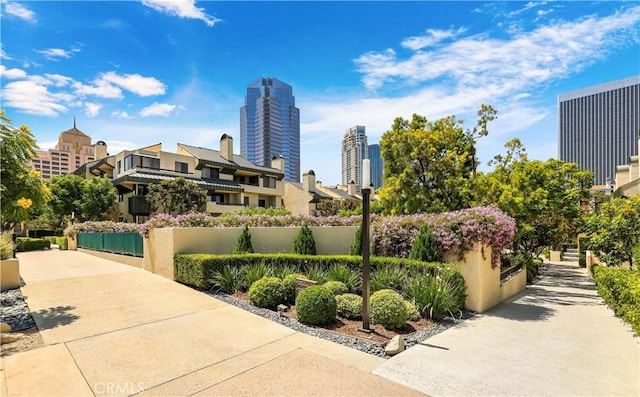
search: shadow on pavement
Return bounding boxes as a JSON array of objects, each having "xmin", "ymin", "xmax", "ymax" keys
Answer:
[
  {"xmin": 32, "ymin": 305, "xmax": 80, "ymax": 330},
  {"xmin": 486, "ymin": 302, "xmax": 555, "ymax": 322}
]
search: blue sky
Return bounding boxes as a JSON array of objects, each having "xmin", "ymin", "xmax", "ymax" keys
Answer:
[{"xmin": 1, "ymin": 1, "xmax": 639, "ymax": 185}]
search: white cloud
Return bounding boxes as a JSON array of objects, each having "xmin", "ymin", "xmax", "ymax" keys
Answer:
[
  {"xmin": 141, "ymin": 0, "xmax": 220, "ymax": 27},
  {"xmin": 401, "ymin": 27, "xmax": 467, "ymax": 51},
  {"xmin": 43, "ymin": 73, "xmax": 74, "ymax": 87},
  {"xmin": 111, "ymin": 110, "xmax": 134, "ymax": 119},
  {"xmin": 355, "ymin": 5, "xmax": 640, "ymax": 92},
  {"xmin": 36, "ymin": 48, "xmax": 80, "ymax": 61},
  {"xmin": 99, "ymin": 71, "xmax": 166, "ymax": 96},
  {"xmin": 104, "ymin": 140, "xmax": 138, "ymax": 154},
  {"xmin": 73, "ymin": 80, "xmax": 123, "ymax": 99},
  {"xmin": 0, "ymin": 65, "xmax": 27, "ymax": 79},
  {"xmin": 507, "ymin": 2, "xmax": 547, "ymax": 17},
  {"xmin": 1, "ymin": 80, "xmax": 73, "ymax": 116},
  {"xmin": 0, "ymin": 44, "xmax": 13, "ymax": 60},
  {"xmin": 3, "ymin": 1, "xmax": 36, "ymax": 23},
  {"xmin": 139, "ymin": 102, "xmax": 177, "ymax": 117},
  {"xmin": 84, "ymin": 102, "xmax": 102, "ymax": 117}
]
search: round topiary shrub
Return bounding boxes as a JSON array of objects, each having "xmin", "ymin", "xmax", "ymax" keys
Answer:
[
  {"xmin": 336, "ymin": 293, "xmax": 363, "ymax": 320},
  {"xmin": 370, "ymin": 289, "xmax": 409, "ymax": 330},
  {"xmin": 295, "ymin": 285, "xmax": 337, "ymax": 326},
  {"xmin": 249, "ymin": 276, "xmax": 285, "ymax": 309},
  {"xmin": 404, "ymin": 300, "xmax": 421, "ymax": 322},
  {"xmin": 282, "ymin": 273, "xmax": 306, "ymax": 304},
  {"xmin": 323, "ymin": 281, "xmax": 348, "ymax": 296}
]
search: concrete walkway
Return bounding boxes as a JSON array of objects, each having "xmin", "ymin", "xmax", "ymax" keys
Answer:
[
  {"xmin": 1, "ymin": 250, "xmax": 423, "ymax": 397},
  {"xmin": 374, "ymin": 262, "xmax": 640, "ymax": 396}
]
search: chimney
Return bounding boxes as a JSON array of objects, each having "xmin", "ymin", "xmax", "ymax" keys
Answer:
[
  {"xmin": 271, "ymin": 154, "xmax": 285, "ymax": 172},
  {"xmin": 347, "ymin": 180, "xmax": 356, "ymax": 197},
  {"xmin": 316, "ymin": 180, "xmax": 323, "ymax": 190},
  {"xmin": 303, "ymin": 170, "xmax": 316, "ymax": 193},
  {"xmin": 220, "ymin": 134, "xmax": 233, "ymax": 161}
]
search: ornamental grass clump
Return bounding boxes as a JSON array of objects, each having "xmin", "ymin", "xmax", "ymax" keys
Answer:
[
  {"xmin": 233, "ymin": 224, "xmax": 254, "ymax": 254},
  {"xmin": 244, "ymin": 262, "xmax": 273, "ymax": 290},
  {"xmin": 295, "ymin": 285, "xmax": 337, "ymax": 326},
  {"xmin": 336, "ymin": 293, "xmax": 363, "ymax": 320},
  {"xmin": 370, "ymin": 289, "xmax": 409, "ymax": 330},
  {"xmin": 210, "ymin": 265, "xmax": 245, "ymax": 294},
  {"xmin": 326, "ymin": 264, "xmax": 361, "ymax": 293},
  {"xmin": 323, "ymin": 281, "xmax": 348, "ymax": 296},
  {"xmin": 249, "ymin": 276, "xmax": 285, "ymax": 309},
  {"xmin": 404, "ymin": 273, "xmax": 465, "ymax": 320},
  {"xmin": 370, "ymin": 264, "xmax": 407, "ymax": 293}
]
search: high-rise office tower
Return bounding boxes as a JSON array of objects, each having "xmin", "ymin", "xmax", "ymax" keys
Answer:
[
  {"xmin": 240, "ymin": 77, "xmax": 300, "ymax": 182},
  {"xmin": 342, "ymin": 126, "xmax": 368, "ymax": 187},
  {"xmin": 558, "ymin": 75, "xmax": 640, "ymax": 185},
  {"xmin": 368, "ymin": 143, "xmax": 384, "ymax": 189}
]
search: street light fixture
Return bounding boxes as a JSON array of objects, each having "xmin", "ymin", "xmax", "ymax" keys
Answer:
[{"xmin": 359, "ymin": 159, "xmax": 372, "ymax": 333}]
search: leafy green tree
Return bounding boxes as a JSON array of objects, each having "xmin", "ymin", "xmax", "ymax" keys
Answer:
[
  {"xmin": 233, "ymin": 224, "xmax": 254, "ymax": 254},
  {"xmin": 583, "ymin": 196, "xmax": 640, "ymax": 269},
  {"xmin": 293, "ymin": 223, "xmax": 316, "ymax": 255},
  {"xmin": 146, "ymin": 177, "xmax": 207, "ymax": 215},
  {"xmin": 409, "ymin": 225, "xmax": 441, "ymax": 262},
  {"xmin": 1, "ymin": 111, "xmax": 49, "ymax": 230},
  {"xmin": 47, "ymin": 174, "xmax": 117, "ymax": 226},
  {"xmin": 473, "ymin": 138, "xmax": 593, "ymax": 258},
  {"xmin": 378, "ymin": 105, "xmax": 496, "ymax": 214}
]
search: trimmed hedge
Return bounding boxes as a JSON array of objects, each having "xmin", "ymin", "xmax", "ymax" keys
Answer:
[
  {"xmin": 44, "ymin": 236, "xmax": 69, "ymax": 250},
  {"xmin": 174, "ymin": 253, "xmax": 460, "ymax": 291},
  {"xmin": 16, "ymin": 237, "xmax": 50, "ymax": 252},
  {"xmin": 592, "ymin": 266, "xmax": 640, "ymax": 336}
]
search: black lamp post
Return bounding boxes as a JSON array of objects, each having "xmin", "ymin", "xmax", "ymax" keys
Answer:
[{"xmin": 359, "ymin": 159, "xmax": 372, "ymax": 333}]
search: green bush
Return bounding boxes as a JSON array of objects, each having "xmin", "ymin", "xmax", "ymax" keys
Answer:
[
  {"xmin": 370, "ymin": 289, "xmax": 408, "ymax": 330},
  {"xmin": 282, "ymin": 273, "xmax": 307, "ymax": 304},
  {"xmin": 210, "ymin": 265, "xmax": 246, "ymax": 293},
  {"xmin": 174, "ymin": 253, "xmax": 455, "ymax": 292},
  {"xmin": 409, "ymin": 225, "xmax": 441, "ymax": 262},
  {"xmin": 56, "ymin": 236, "xmax": 68, "ymax": 250},
  {"xmin": 404, "ymin": 272, "xmax": 465, "ymax": 320},
  {"xmin": 336, "ymin": 293, "xmax": 362, "ymax": 320},
  {"xmin": 633, "ymin": 243, "xmax": 640, "ymax": 269},
  {"xmin": 245, "ymin": 262, "xmax": 273, "ymax": 289},
  {"xmin": 16, "ymin": 237, "xmax": 50, "ymax": 252},
  {"xmin": 404, "ymin": 300, "xmax": 422, "ymax": 321},
  {"xmin": 1, "ymin": 232, "xmax": 15, "ymax": 260},
  {"xmin": 577, "ymin": 235, "xmax": 588, "ymax": 268},
  {"xmin": 233, "ymin": 225, "xmax": 254, "ymax": 254},
  {"xmin": 323, "ymin": 281, "xmax": 348, "ymax": 296},
  {"xmin": 293, "ymin": 223, "xmax": 316, "ymax": 255},
  {"xmin": 592, "ymin": 266, "xmax": 640, "ymax": 336},
  {"xmin": 248, "ymin": 276, "xmax": 285, "ymax": 309},
  {"xmin": 370, "ymin": 264, "xmax": 407, "ymax": 293},
  {"xmin": 295, "ymin": 285, "xmax": 337, "ymax": 326},
  {"xmin": 326, "ymin": 264, "xmax": 361, "ymax": 293},
  {"xmin": 349, "ymin": 223, "xmax": 362, "ymax": 256}
]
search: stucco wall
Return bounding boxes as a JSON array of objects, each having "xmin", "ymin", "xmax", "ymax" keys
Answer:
[
  {"xmin": 500, "ymin": 270, "xmax": 526, "ymax": 302},
  {"xmin": 0, "ymin": 258, "xmax": 20, "ymax": 291},
  {"xmin": 78, "ymin": 248, "xmax": 144, "ymax": 269}
]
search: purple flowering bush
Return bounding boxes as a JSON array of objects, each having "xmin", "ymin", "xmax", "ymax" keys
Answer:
[{"xmin": 67, "ymin": 206, "xmax": 515, "ymax": 264}]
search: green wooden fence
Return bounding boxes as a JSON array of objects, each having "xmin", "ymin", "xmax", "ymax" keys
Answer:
[{"xmin": 77, "ymin": 232, "xmax": 143, "ymax": 257}]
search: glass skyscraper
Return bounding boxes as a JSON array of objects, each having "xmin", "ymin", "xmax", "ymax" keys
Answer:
[
  {"xmin": 558, "ymin": 75, "xmax": 640, "ymax": 185},
  {"xmin": 342, "ymin": 126, "xmax": 368, "ymax": 187},
  {"xmin": 240, "ymin": 77, "xmax": 300, "ymax": 182},
  {"xmin": 368, "ymin": 143, "xmax": 384, "ymax": 189}
]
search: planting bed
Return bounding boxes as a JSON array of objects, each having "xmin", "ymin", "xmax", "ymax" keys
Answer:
[{"xmin": 209, "ymin": 291, "xmax": 474, "ymax": 358}]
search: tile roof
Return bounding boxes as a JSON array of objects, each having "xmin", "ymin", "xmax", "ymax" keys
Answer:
[{"xmin": 178, "ymin": 143, "xmax": 284, "ymax": 178}]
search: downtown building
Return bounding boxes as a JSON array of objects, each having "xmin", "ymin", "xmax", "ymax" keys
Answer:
[
  {"xmin": 30, "ymin": 119, "xmax": 108, "ymax": 179},
  {"xmin": 368, "ymin": 143, "xmax": 384, "ymax": 189},
  {"xmin": 341, "ymin": 126, "xmax": 368, "ymax": 188},
  {"xmin": 240, "ymin": 77, "xmax": 300, "ymax": 182},
  {"xmin": 558, "ymin": 75, "xmax": 640, "ymax": 185}
]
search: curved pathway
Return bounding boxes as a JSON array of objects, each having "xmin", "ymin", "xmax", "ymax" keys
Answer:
[{"xmin": 374, "ymin": 262, "xmax": 640, "ymax": 396}]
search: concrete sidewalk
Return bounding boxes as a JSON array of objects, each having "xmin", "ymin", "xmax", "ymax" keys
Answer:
[
  {"xmin": 2, "ymin": 250, "xmax": 423, "ymax": 397},
  {"xmin": 374, "ymin": 262, "xmax": 640, "ymax": 396}
]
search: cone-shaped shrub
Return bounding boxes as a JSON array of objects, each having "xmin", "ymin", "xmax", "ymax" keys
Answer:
[
  {"xmin": 233, "ymin": 224, "xmax": 254, "ymax": 254},
  {"xmin": 293, "ymin": 223, "xmax": 316, "ymax": 255},
  {"xmin": 409, "ymin": 225, "xmax": 441, "ymax": 262},
  {"xmin": 349, "ymin": 223, "xmax": 362, "ymax": 256}
]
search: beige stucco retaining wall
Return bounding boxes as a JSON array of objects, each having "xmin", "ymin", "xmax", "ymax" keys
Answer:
[
  {"xmin": 444, "ymin": 244, "xmax": 525, "ymax": 313},
  {"xmin": 78, "ymin": 248, "xmax": 144, "ymax": 269},
  {"xmin": 0, "ymin": 258, "xmax": 20, "ymax": 291},
  {"xmin": 143, "ymin": 226, "xmax": 358, "ymax": 280}
]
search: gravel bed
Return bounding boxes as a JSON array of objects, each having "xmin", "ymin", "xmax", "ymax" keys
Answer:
[
  {"xmin": 1, "ymin": 288, "xmax": 35, "ymax": 332},
  {"xmin": 208, "ymin": 291, "xmax": 475, "ymax": 358}
]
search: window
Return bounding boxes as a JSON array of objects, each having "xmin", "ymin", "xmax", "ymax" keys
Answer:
[
  {"xmin": 175, "ymin": 161, "xmax": 189, "ymax": 174},
  {"xmin": 202, "ymin": 167, "xmax": 220, "ymax": 179},
  {"xmin": 263, "ymin": 176, "xmax": 276, "ymax": 188},
  {"xmin": 211, "ymin": 193, "xmax": 225, "ymax": 204},
  {"xmin": 124, "ymin": 155, "xmax": 159, "ymax": 171},
  {"xmin": 136, "ymin": 184, "xmax": 148, "ymax": 196},
  {"xmin": 233, "ymin": 175, "xmax": 246, "ymax": 183},
  {"xmin": 248, "ymin": 175, "xmax": 259, "ymax": 185},
  {"xmin": 244, "ymin": 196, "xmax": 249, "ymax": 206},
  {"xmin": 116, "ymin": 161, "xmax": 121, "ymax": 175},
  {"xmin": 258, "ymin": 199, "xmax": 266, "ymax": 208}
]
